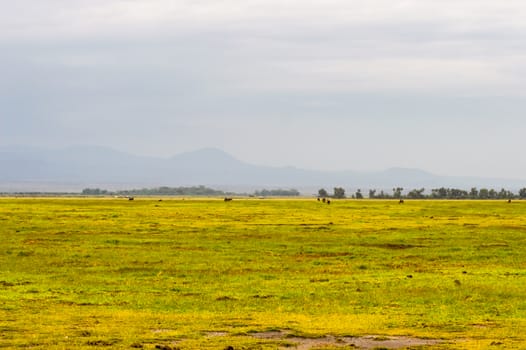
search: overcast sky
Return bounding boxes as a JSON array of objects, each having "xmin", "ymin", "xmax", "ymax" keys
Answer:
[{"xmin": 2, "ymin": 0, "xmax": 526, "ymax": 178}]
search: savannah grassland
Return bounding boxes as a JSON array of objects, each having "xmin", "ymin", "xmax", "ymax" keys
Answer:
[{"xmin": 1, "ymin": 198, "xmax": 526, "ymax": 349}]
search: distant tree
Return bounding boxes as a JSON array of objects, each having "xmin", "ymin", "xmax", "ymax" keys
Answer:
[
  {"xmin": 479, "ymin": 188, "xmax": 489, "ymax": 199},
  {"xmin": 318, "ymin": 188, "xmax": 329, "ymax": 198},
  {"xmin": 333, "ymin": 187, "xmax": 346, "ymax": 199},
  {"xmin": 368, "ymin": 189, "xmax": 376, "ymax": 199},
  {"xmin": 392, "ymin": 187, "xmax": 404, "ymax": 199},
  {"xmin": 355, "ymin": 189, "xmax": 363, "ymax": 199},
  {"xmin": 469, "ymin": 187, "xmax": 478, "ymax": 199},
  {"xmin": 377, "ymin": 190, "xmax": 389, "ymax": 199},
  {"xmin": 519, "ymin": 188, "xmax": 526, "ymax": 199},
  {"xmin": 407, "ymin": 188, "xmax": 425, "ymax": 199},
  {"xmin": 82, "ymin": 188, "xmax": 108, "ymax": 195},
  {"xmin": 431, "ymin": 187, "xmax": 447, "ymax": 199},
  {"xmin": 449, "ymin": 188, "xmax": 468, "ymax": 199},
  {"xmin": 488, "ymin": 189, "xmax": 497, "ymax": 199},
  {"xmin": 496, "ymin": 188, "xmax": 514, "ymax": 199}
]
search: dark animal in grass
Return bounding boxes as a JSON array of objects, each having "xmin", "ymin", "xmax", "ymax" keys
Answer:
[
  {"xmin": 128, "ymin": 197, "xmax": 134, "ymax": 201},
  {"xmin": 399, "ymin": 199, "xmax": 404, "ymax": 204},
  {"xmin": 508, "ymin": 199, "xmax": 512, "ymax": 203},
  {"xmin": 317, "ymin": 198, "xmax": 320, "ymax": 201},
  {"xmin": 224, "ymin": 197, "xmax": 233, "ymax": 202},
  {"xmin": 322, "ymin": 198, "xmax": 326, "ymax": 203},
  {"xmin": 327, "ymin": 199, "xmax": 331, "ymax": 204}
]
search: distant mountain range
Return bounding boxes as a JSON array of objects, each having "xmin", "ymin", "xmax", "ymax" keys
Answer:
[{"xmin": 0, "ymin": 145, "xmax": 524, "ymax": 193}]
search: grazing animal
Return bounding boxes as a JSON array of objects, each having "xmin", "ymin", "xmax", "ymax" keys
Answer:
[
  {"xmin": 317, "ymin": 198, "xmax": 320, "ymax": 202},
  {"xmin": 399, "ymin": 199, "xmax": 404, "ymax": 204},
  {"xmin": 224, "ymin": 197, "xmax": 233, "ymax": 202},
  {"xmin": 508, "ymin": 199, "xmax": 512, "ymax": 203},
  {"xmin": 327, "ymin": 199, "xmax": 331, "ymax": 205},
  {"xmin": 322, "ymin": 198, "xmax": 326, "ymax": 203},
  {"xmin": 128, "ymin": 197, "xmax": 134, "ymax": 201}
]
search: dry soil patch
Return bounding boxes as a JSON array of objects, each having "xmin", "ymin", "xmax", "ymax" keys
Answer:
[{"xmin": 251, "ymin": 330, "xmax": 444, "ymax": 349}]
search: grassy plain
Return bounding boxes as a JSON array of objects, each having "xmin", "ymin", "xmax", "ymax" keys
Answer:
[{"xmin": 1, "ymin": 198, "xmax": 526, "ymax": 349}]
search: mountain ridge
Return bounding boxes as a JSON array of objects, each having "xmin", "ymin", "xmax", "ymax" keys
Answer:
[{"xmin": 0, "ymin": 145, "xmax": 524, "ymax": 192}]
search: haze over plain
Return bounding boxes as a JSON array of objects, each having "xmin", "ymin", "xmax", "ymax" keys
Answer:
[{"xmin": 1, "ymin": 1, "xmax": 526, "ymax": 179}]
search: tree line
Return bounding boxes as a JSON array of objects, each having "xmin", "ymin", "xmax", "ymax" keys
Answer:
[
  {"xmin": 254, "ymin": 189, "xmax": 300, "ymax": 196},
  {"xmin": 82, "ymin": 186, "xmax": 227, "ymax": 196},
  {"xmin": 318, "ymin": 187, "xmax": 347, "ymax": 199},
  {"xmin": 317, "ymin": 187, "xmax": 526, "ymax": 199},
  {"xmin": 81, "ymin": 186, "xmax": 300, "ymax": 197}
]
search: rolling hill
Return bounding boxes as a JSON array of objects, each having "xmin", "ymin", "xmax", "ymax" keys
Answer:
[{"xmin": 0, "ymin": 146, "xmax": 524, "ymax": 192}]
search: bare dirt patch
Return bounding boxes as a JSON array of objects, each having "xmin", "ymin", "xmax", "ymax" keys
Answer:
[
  {"xmin": 205, "ymin": 331, "xmax": 229, "ymax": 337},
  {"xmin": 250, "ymin": 330, "xmax": 444, "ymax": 349}
]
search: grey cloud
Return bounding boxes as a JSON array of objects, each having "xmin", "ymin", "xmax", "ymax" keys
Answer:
[{"xmin": 2, "ymin": 1, "xmax": 526, "ymax": 177}]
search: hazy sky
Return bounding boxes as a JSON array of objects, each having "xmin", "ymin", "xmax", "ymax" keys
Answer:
[{"xmin": 2, "ymin": 0, "xmax": 526, "ymax": 178}]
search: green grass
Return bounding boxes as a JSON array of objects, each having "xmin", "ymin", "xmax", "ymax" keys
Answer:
[{"xmin": 1, "ymin": 198, "xmax": 526, "ymax": 349}]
